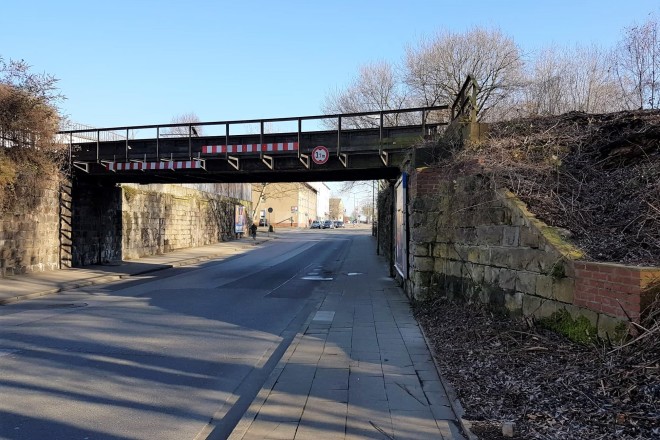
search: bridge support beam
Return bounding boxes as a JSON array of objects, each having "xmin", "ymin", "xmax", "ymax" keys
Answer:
[
  {"xmin": 299, "ymin": 153, "xmax": 310, "ymax": 169},
  {"xmin": 227, "ymin": 155, "xmax": 240, "ymax": 170},
  {"xmin": 261, "ymin": 154, "xmax": 274, "ymax": 170}
]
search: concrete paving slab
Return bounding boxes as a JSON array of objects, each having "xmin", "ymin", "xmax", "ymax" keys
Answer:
[
  {"xmin": 391, "ymin": 409, "xmax": 446, "ymax": 440},
  {"xmin": 241, "ymin": 420, "xmax": 299, "ymax": 440},
  {"xmin": 254, "ymin": 393, "xmax": 308, "ymax": 423}
]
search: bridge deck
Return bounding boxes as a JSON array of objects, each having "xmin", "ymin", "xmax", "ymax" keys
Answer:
[{"xmin": 60, "ymin": 106, "xmax": 448, "ymax": 183}]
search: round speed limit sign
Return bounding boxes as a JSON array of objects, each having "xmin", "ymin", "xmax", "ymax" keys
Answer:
[{"xmin": 311, "ymin": 146, "xmax": 329, "ymax": 165}]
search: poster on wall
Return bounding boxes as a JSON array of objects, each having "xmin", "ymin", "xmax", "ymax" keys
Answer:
[
  {"xmin": 394, "ymin": 173, "xmax": 407, "ymax": 278},
  {"xmin": 234, "ymin": 205, "xmax": 247, "ymax": 234}
]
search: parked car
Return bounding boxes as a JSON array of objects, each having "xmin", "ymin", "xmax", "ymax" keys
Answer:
[
  {"xmin": 310, "ymin": 220, "xmax": 321, "ymax": 229},
  {"xmin": 322, "ymin": 220, "xmax": 335, "ymax": 229},
  {"xmin": 334, "ymin": 221, "xmax": 344, "ymax": 228}
]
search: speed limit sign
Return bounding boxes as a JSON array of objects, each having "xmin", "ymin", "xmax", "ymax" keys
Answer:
[{"xmin": 311, "ymin": 146, "xmax": 329, "ymax": 165}]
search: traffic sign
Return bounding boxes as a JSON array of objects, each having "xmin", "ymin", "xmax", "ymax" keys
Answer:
[{"xmin": 311, "ymin": 146, "xmax": 329, "ymax": 165}]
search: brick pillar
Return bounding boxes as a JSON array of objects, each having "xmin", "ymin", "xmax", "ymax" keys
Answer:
[{"xmin": 574, "ymin": 262, "xmax": 660, "ymax": 321}]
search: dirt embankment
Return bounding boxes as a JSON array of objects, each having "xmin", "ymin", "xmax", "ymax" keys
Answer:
[
  {"xmin": 456, "ymin": 110, "xmax": 660, "ymax": 266},
  {"xmin": 417, "ymin": 110, "xmax": 660, "ymax": 439}
]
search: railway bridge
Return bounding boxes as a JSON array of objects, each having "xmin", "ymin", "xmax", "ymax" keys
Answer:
[
  {"xmin": 62, "ymin": 106, "xmax": 450, "ymax": 184},
  {"xmin": 56, "ymin": 77, "xmax": 480, "ymax": 267}
]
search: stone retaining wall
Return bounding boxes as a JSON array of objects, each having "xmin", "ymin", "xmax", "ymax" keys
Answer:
[
  {"xmin": 406, "ymin": 167, "xmax": 659, "ymax": 337},
  {"xmin": 1, "ymin": 180, "xmax": 249, "ymax": 275},
  {"xmin": 121, "ymin": 184, "xmax": 245, "ymax": 260},
  {"xmin": 0, "ymin": 176, "xmax": 63, "ymax": 276}
]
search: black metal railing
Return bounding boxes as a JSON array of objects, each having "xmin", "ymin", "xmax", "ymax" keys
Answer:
[
  {"xmin": 59, "ymin": 105, "xmax": 446, "ymax": 146},
  {"xmin": 451, "ymin": 75, "xmax": 479, "ymax": 122}
]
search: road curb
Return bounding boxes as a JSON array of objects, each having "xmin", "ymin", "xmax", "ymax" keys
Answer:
[
  {"xmin": 419, "ymin": 322, "xmax": 479, "ymax": 440},
  {"xmin": 1, "ymin": 238, "xmax": 275, "ymax": 306}
]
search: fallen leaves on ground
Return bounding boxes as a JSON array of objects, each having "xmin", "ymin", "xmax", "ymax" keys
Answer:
[{"xmin": 414, "ymin": 297, "xmax": 660, "ymax": 440}]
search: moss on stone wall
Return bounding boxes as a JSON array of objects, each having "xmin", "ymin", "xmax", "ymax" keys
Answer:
[
  {"xmin": 499, "ymin": 189, "xmax": 584, "ymax": 260},
  {"xmin": 539, "ymin": 309, "xmax": 598, "ymax": 344}
]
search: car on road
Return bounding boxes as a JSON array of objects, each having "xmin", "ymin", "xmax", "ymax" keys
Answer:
[
  {"xmin": 322, "ymin": 220, "xmax": 335, "ymax": 229},
  {"xmin": 310, "ymin": 220, "xmax": 321, "ymax": 229},
  {"xmin": 334, "ymin": 221, "xmax": 344, "ymax": 228}
]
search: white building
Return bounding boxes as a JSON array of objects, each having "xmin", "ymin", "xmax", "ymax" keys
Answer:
[{"xmin": 308, "ymin": 182, "xmax": 330, "ymax": 220}]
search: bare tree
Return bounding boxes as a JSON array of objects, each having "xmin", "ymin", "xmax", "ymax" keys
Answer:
[
  {"xmin": 0, "ymin": 57, "xmax": 63, "ymax": 211},
  {"xmin": 612, "ymin": 15, "xmax": 660, "ymax": 109},
  {"xmin": 0, "ymin": 57, "xmax": 62, "ymax": 150},
  {"xmin": 163, "ymin": 112, "xmax": 203, "ymax": 137},
  {"xmin": 322, "ymin": 60, "xmax": 411, "ymax": 128},
  {"xmin": 522, "ymin": 46, "xmax": 568, "ymax": 116},
  {"xmin": 403, "ymin": 26, "xmax": 524, "ymax": 121},
  {"xmin": 519, "ymin": 44, "xmax": 621, "ymax": 116},
  {"xmin": 564, "ymin": 45, "xmax": 620, "ymax": 113}
]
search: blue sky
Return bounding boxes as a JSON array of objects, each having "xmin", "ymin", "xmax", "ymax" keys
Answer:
[
  {"xmin": 3, "ymin": 0, "xmax": 659, "ymax": 129},
  {"xmin": 3, "ymin": 1, "xmax": 659, "ymax": 202}
]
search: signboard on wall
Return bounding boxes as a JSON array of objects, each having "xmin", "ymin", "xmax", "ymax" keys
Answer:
[
  {"xmin": 394, "ymin": 173, "xmax": 407, "ymax": 278},
  {"xmin": 235, "ymin": 205, "xmax": 247, "ymax": 234}
]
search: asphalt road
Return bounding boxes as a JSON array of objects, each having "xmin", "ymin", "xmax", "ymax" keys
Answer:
[{"xmin": 0, "ymin": 229, "xmax": 364, "ymax": 440}]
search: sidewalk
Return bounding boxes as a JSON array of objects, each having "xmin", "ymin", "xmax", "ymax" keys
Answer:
[
  {"xmin": 227, "ymin": 236, "xmax": 467, "ymax": 440},
  {"xmin": 0, "ymin": 237, "xmax": 270, "ymax": 305}
]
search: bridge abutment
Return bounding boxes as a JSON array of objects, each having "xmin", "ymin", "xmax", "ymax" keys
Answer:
[{"xmin": 71, "ymin": 178, "xmax": 123, "ymax": 266}]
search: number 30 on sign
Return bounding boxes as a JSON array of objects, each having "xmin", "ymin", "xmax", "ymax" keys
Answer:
[{"xmin": 311, "ymin": 146, "xmax": 329, "ymax": 165}]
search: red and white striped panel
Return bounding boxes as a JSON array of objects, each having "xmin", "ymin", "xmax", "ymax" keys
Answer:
[
  {"xmin": 202, "ymin": 142, "xmax": 298, "ymax": 154},
  {"xmin": 105, "ymin": 161, "xmax": 203, "ymax": 171}
]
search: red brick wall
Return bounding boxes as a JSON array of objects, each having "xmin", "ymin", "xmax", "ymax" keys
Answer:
[
  {"xmin": 574, "ymin": 262, "xmax": 660, "ymax": 320},
  {"xmin": 410, "ymin": 168, "xmax": 444, "ymax": 200}
]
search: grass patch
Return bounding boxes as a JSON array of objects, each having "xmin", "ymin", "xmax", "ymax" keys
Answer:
[{"xmin": 540, "ymin": 309, "xmax": 597, "ymax": 345}]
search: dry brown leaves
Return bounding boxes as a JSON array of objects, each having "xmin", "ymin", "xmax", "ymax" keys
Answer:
[
  {"xmin": 414, "ymin": 296, "xmax": 660, "ymax": 440},
  {"xmin": 452, "ymin": 110, "xmax": 660, "ymax": 265}
]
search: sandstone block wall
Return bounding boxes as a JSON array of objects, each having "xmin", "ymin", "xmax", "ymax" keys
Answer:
[
  {"xmin": 121, "ymin": 184, "xmax": 243, "ymax": 260},
  {"xmin": 0, "ymin": 177, "xmax": 63, "ymax": 276},
  {"xmin": 406, "ymin": 167, "xmax": 659, "ymax": 337},
  {"xmin": 1, "ymin": 180, "xmax": 248, "ymax": 276}
]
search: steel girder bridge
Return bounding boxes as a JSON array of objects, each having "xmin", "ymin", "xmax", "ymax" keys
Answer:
[{"xmin": 59, "ymin": 106, "xmax": 450, "ymax": 184}]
